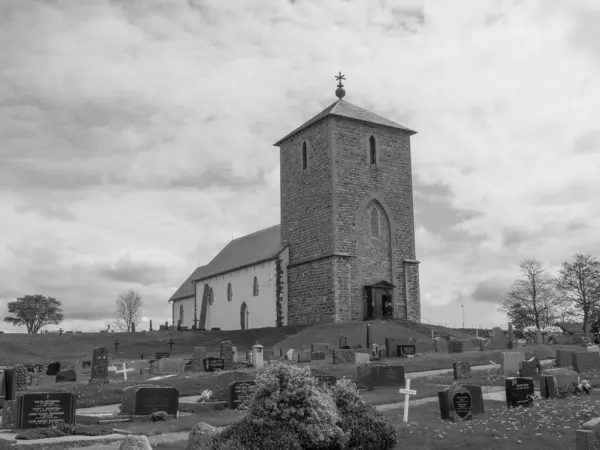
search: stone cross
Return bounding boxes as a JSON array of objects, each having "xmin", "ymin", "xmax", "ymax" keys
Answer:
[
  {"xmin": 168, "ymin": 339, "xmax": 176, "ymax": 351},
  {"xmin": 140, "ymin": 353, "xmax": 145, "ymax": 360},
  {"xmin": 113, "ymin": 340, "xmax": 120, "ymax": 354},
  {"xmin": 398, "ymin": 379, "xmax": 417, "ymax": 424},
  {"xmin": 115, "ymin": 362, "xmax": 134, "ymax": 381}
]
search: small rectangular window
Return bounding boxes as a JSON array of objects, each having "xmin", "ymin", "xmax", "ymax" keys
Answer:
[{"xmin": 302, "ymin": 142, "xmax": 308, "ymax": 170}]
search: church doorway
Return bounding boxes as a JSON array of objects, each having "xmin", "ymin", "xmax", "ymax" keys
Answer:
[
  {"xmin": 364, "ymin": 280, "xmax": 395, "ymax": 320},
  {"xmin": 240, "ymin": 302, "xmax": 249, "ymax": 330}
]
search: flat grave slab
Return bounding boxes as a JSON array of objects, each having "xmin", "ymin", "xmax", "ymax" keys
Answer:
[{"xmin": 0, "ymin": 432, "xmax": 128, "ymax": 450}]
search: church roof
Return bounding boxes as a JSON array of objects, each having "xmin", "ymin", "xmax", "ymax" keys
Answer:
[
  {"xmin": 273, "ymin": 99, "xmax": 417, "ymax": 146},
  {"xmin": 169, "ymin": 225, "xmax": 283, "ymax": 302}
]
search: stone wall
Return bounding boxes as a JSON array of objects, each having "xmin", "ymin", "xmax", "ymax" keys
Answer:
[{"xmin": 287, "ymin": 257, "xmax": 335, "ymax": 325}]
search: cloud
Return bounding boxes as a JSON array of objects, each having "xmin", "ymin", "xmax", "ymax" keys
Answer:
[
  {"xmin": 471, "ymin": 276, "xmax": 511, "ymax": 305},
  {"xmin": 0, "ymin": 0, "xmax": 599, "ymax": 331}
]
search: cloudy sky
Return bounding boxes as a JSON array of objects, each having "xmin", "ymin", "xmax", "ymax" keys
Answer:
[{"xmin": 1, "ymin": 0, "xmax": 599, "ymax": 333}]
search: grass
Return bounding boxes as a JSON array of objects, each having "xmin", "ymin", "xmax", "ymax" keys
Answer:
[{"xmin": 386, "ymin": 391, "xmax": 600, "ymax": 449}]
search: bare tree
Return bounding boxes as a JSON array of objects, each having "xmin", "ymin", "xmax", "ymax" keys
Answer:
[
  {"xmin": 501, "ymin": 259, "xmax": 564, "ymax": 330},
  {"xmin": 554, "ymin": 254, "xmax": 600, "ymax": 334},
  {"xmin": 115, "ymin": 289, "xmax": 144, "ymax": 332}
]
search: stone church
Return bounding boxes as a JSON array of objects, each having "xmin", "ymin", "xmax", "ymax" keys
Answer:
[{"xmin": 168, "ymin": 75, "xmax": 421, "ymax": 330}]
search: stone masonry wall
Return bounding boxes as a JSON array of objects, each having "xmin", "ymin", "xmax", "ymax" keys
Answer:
[
  {"xmin": 332, "ymin": 116, "xmax": 420, "ymax": 322},
  {"xmin": 280, "ymin": 117, "xmax": 333, "ymax": 264},
  {"xmin": 287, "ymin": 258, "xmax": 335, "ymax": 325}
]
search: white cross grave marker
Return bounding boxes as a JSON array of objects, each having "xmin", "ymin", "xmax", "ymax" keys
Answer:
[
  {"xmin": 115, "ymin": 362, "xmax": 134, "ymax": 380},
  {"xmin": 398, "ymin": 378, "xmax": 417, "ymax": 424}
]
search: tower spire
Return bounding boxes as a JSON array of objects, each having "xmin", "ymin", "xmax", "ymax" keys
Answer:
[{"xmin": 335, "ymin": 71, "xmax": 346, "ymax": 99}]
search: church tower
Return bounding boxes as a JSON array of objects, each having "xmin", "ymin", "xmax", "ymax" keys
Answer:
[{"xmin": 273, "ymin": 73, "xmax": 421, "ymax": 325}]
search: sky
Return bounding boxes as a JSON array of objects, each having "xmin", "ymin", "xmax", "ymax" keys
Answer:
[{"xmin": 1, "ymin": 0, "xmax": 600, "ymax": 333}]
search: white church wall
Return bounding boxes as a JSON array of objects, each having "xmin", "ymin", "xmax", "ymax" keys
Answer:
[
  {"xmin": 172, "ymin": 296, "xmax": 196, "ymax": 328},
  {"xmin": 279, "ymin": 247, "xmax": 289, "ymax": 326},
  {"xmin": 195, "ymin": 260, "xmax": 278, "ymax": 330}
]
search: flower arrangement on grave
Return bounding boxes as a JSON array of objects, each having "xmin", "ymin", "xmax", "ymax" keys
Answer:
[
  {"xmin": 199, "ymin": 390, "xmax": 213, "ymax": 402},
  {"xmin": 577, "ymin": 379, "xmax": 592, "ymax": 395},
  {"xmin": 150, "ymin": 411, "xmax": 169, "ymax": 422}
]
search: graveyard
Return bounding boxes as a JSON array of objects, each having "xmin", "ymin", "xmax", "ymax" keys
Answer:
[{"xmin": 2, "ymin": 322, "xmax": 600, "ymax": 448}]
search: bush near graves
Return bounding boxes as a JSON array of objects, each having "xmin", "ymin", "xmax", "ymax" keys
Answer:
[
  {"xmin": 210, "ymin": 364, "xmax": 397, "ymax": 450},
  {"xmin": 330, "ymin": 378, "xmax": 397, "ymax": 450}
]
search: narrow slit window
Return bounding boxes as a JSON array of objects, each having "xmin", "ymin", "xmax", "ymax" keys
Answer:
[
  {"xmin": 227, "ymin": 283, "xmax": 233, "ymax": 302},
  {"xmin": 302, "ymin": 141, "xmax": 308, "ymax": 170},
  {"xmin": 253, "ymin": 276, "xmax": 259, "ymax": 296},
  {"xmin": 369, "ymin": 136, "xmax": 377, "ymax": 165},
  {"xmin": 371, "ymin": 208, "xmax": 379, "ymax": 238}
]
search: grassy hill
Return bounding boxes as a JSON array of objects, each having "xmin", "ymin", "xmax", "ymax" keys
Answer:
[{"xmin": 0, "ymin": 320, "xmax": 479, "ymax": 365}]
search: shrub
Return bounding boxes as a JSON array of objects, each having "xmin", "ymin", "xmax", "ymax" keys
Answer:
[
  {"xmin": 15, "ymin": 428, "xmax": 66, "ymax": 440},
  {"xmin": 331, "ymin": 378, "xmax": 397, "ymax": 450},
  {"xmin": 150, "ymin": 411, "xmax": 169, "ymax": 421},
  {"xmin": 211, "ymin": 417, "xmax": 303, "ymax": 450},
  {"xmin": 215, "ymin": 364, "xmax": 348, "ymax": 449}
]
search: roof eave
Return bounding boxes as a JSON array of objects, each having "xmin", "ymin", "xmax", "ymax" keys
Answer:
[{"xmin": 192, "ymin": 247, "xmax": 288, "ymax": 284}]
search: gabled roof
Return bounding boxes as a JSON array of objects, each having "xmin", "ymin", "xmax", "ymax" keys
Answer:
[
  {"xmin": 273, "ymin": 99, "xmax": 417, "ymax": 146},
  {"xmin": 169, "ymin": 225, "xmax": 284, "ymax": 303}
]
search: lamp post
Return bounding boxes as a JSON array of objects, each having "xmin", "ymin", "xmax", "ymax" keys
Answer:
[{"xmin": 461, "ymin": 304, "xmax": 465, "ymax": 329}]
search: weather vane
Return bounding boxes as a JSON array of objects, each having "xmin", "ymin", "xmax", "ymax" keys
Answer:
[{"xmin": 335, "ymin": 71, "xmax": 346, "ymax": 99}]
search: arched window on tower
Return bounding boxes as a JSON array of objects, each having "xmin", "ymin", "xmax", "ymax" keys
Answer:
[
  {"xmin": 370, "ymin": 207, "xmax": 380, "ymax": 238},
  {"xmin": 253, "ymin": 276, "xmax": 259, "ymax": 296},
  {"xmin": 301, "ymin": 141, "xmax": 308, "ymax": 170},
  {"xmin": 227, "ymin": 282, "xmax": 233, "ymax": 302},
  {"xmin": 369, "ymin": 136, "xmax": 377, "ymax": 165}
]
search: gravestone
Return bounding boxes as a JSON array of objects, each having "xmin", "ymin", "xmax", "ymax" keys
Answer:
[
  {"xmin": 519, "ymin": 357, "xmax": 541, "ymax": 377},
  {"xmin": 220, "ymin": 340, "xmax": 234, "ymax": 370},
  {"xmin": 555, "ymin": 349, "xmax": 574, "ymax": 367},
  {"xmin": 311, "ymin": 351, "xmax": 326, "ymax": 360},
  {"xmin": 505, "ymin": 377, "xmax": 534, "ymax": 407},
  {"xmin": 286, "ymin": 349, "xmax": 297, "ymax": 361},
  {"xmin": 1, "ymin": 400, "xmax": 17, "ymax": 429},
  {"xmin": 297, "ymin": 350, "xmax": 311, "ymax": 363},
  {"xmin": 539, "ymin": 374, "xmax": 559, "ymax": 398},
  {"xmin": 56, "ymin": 369, "xmax": 77, "ymax": 383},
  {"xmin": 46, "ymin": 362, "xmax": 61, "ymax": 376},
  {"xmin": 544, "ymin": 368, "xmax": 580, "ymax": 395},
  {"xmin": 542, "ymin": 334, "xmax": 549, "ymax": 345},
  {"xmin": 490, "ymin": 327, "xmax": 507, "ymax": 350},
  {"xmin": 461, "ymin": 384, "xmax": 484, "ymax": 414},
  {"xmin": 311, "ymin": 343, "xmax": 329, "ymax": 353},
  {"xmin": 355, "ymin": 353, "xmax": 370, "ymax": 365},
  {"xmin": 122, "ymin": 386, "xmax": 179, "ymax": 416},
  {"xmin": 203, "ymin": 357, "xmax": 225, "ymax": 372},
  {"xmin": 384, "ymin": 338, "xmax": 402, "ymax": 357},
  {"xmin": 15, "ymin": 392, "xmax": 75, "ymax": 429},
  {"xmin": 4, "ymin": 367, "xmax": 15, "ymax": 401},
  {"xmin": 501, "ymin": 351, "xmax": 525, "ymax": 375},
  {"xmin": 0, "ymin": 369, "xmax": 5, "ymax": 407},
  {"xmin": 156, "ymin": 352, "xmax": 170, "ymax": 360},
  {"xmin": 535, "ymin": 330, "xmax": 542, "ymax": 345},
  {"xmin": 572, "ymin": 352, "xmax": 600, "ymax": 373},
  {"xmin": 453, "ymin": 361, "xmax": 472, "ymax": 380},
  {"xmin": 228, "ymin": 381, "xmax": 257, "ymax": 409},
  {"xmin": 90, "ymin": 347, "xmax": 109, "ymax": 383},
  {"xmin": 438, "ymin": 385, "xmax": 472, "ymax": 421},
  {"xmin": 192, "ymin": 347, "xmax": 207, "ymax": 372},
  {"xmin": 586, "ymin": 345, "xmax": 600, "ymax": 353},
  {"xmin": 357, "ymin": 364, "xmax": 405, "ymax": 389},
  {"xmin": 333, "ymin": 349, "xmax": 356, "ymax": 364},
  {"xmin": 434, "ymin": 337, "xmax": 448, "ymax": 353},
  {"xmin": 397, "ymin": 344, "xmax": 416, "ymax": 357},
  {"xmin": 448, "ymin": 341, "xmax": 464, "ymax": 353},
  {"xmin": 339, "ymin": 334, "xmax": 348, "ymax": 349}
]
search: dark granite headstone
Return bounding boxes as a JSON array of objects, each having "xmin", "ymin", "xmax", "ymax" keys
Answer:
[
  {"xmin": 448, "ymin": 341, "xmax": 464, "ymax": 353},
  {"xmin": 227, "ymin": 381, "xmax": 256, "ymax": 409},
  {"xmin": 438, "ymin": 385, "xmax": 472, "ymax": 421},
  {"xmin": 4, "ymin": 368, "xmax": 15, "ymax": 401},
  {"xmin": 555, "ymin": 349, "xmax": 574, "ymax": 368},
  {"xmin": 314, "ymin": 375, "xmax": 337, "ymax": 386},
  {"xmin": 192, "ymin": 347, "xmax": 207, "ymax": 372},
  {"xmin": 519, "ymin": 357, "xmax": 541, "ymax": 377},
  {"xmin": 572, "ymin": 352, "xmax": 600, "ymax": 373},
  {"xmin": 203, "ymin": 357, "xmax": 225, "ymax": 372},
  {"xmin": 15, "ymin": 392, "xmax": 75, "ymax": 429},
  {"xmin": 55, "ymin": 369, "xmax": 76, "ymax": 383},
  {"xmin": 46, "ymin": 362, "xmax": 61, "ymax": 376},
  {"xmin": 357, "ymin": 364, "xmax": 405, "ymax": 389},
  {"xmin": 539, "ymin": 374, "xmax": 558, "ymax": 398},
  {"xmin": 133, "ymin": 387, "xmax": 179, "ymax": 416},
  {"xmin": 461, "ymin": 384, "xmax": 484, "ymax": 414},
  {"xmin": 397, "ymin": 344, "xmax": 416, "ymax": 357},
  {"xmin": 156, "ymin": 352, "xmax": 170, "ymax": 360},
  {"xmin": 90, "ymin": 347, "xmax": 109, "ymax": 383},
  {"xmin": 311, "ymin": 351, "xmax": 326, "ymax": 360},
  {"xmin": 505, "ymin": 377, "xmax": 534, "ymax": 407}
]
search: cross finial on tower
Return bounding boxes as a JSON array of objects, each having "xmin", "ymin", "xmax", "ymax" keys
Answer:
[{"xmin": 335, "ymin": 71, "xmax": 346, "ymax": 99}]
